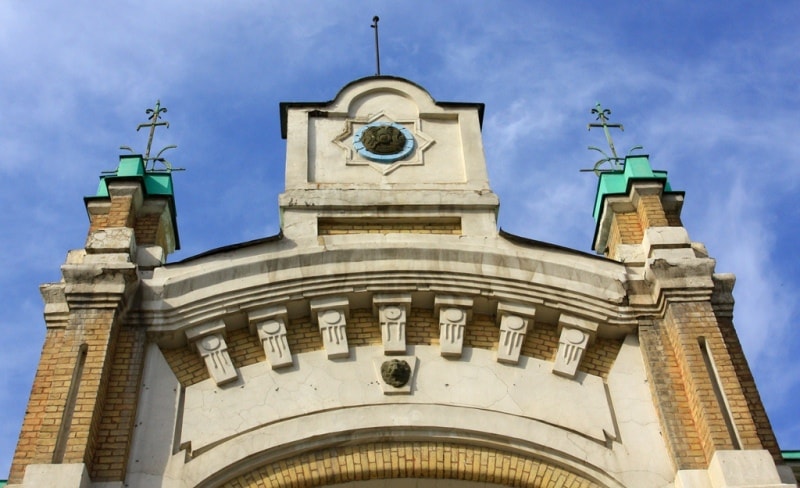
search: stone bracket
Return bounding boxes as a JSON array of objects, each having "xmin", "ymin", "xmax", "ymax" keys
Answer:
[
  {"xmin": 248, "ymin": 306, "xmax": 293, "ymax": 369},
  {"xmin": 496, "ymin": 302, "xmax": 536, "ymax": 364},
  {"xmin": 434, "ymin": 295, "xmax": 473, "ymax": 358},
  {"xmin": 186, "ymin": 320, "xmax": 238, "ymax": 386},
  {"xmin": 553, "ymin": 314, "xmax": 598, "ymax": 378},
  {"xmin": 310, "ymin": 296, "xmax": 351, "ymax": 359},
  {"xmin": 373, "ymin": 294, "xmax": 412, "ymax": 354}
]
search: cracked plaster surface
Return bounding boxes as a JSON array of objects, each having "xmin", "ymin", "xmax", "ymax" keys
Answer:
[{"xmin": 181, "ymin": 346, "xmax": 615, "ymax": 453}]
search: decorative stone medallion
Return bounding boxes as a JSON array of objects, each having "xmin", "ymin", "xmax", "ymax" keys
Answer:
[
  {"xmin": 380, "ymin": 359, "xmax": 411, "ymax": 387},
  {"xmin": 373, "ymin": 355, "xmax": 417, "ymax": 394},
  {"xmin": 354, "ymin": 122, "xmax": 415, "ymax": 163}
]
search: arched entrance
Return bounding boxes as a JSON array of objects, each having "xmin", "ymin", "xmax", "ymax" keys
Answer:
[{"xmin": 216, "ymin": 441, "xmax": 604, "ymax": 488}]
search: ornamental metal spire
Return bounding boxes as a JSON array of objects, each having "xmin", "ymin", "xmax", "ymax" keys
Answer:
[
  {"xmin": 581, "ymin": 103, "xmax": 643, "ymax": 175},
  {"xmin": 371, "ymin": 16, "xmax": 381, "ymax": 76},
  {"xmin": 120, "ymin": 100, "xmax": 180, "ymax": 171}
]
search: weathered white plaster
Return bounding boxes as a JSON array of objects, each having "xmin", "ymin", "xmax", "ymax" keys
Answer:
[
  {"xmin": 180, "ymin": 346, "xmax": 615, "ymax": 455},
  {"xmin": 124, "ymin": 344, "xmax": 181, "ymax": 488},
  {"xmin": 604, "ymin": 334, "xmax": 675, "ymax": 487},
  {"xmin": 178, "ymin": 404, "xmax": 626, "ymax": 488},
  {"xmin": 85, "ymin": 227, "xmax": 135, "ymax": 255},
  {"xmin": 708, "ymin": 450, "xmax": 793, "ymax": 487},
  {"xmin": 17, "ymin": 463, "xmax": 91, "ymax": 488}
]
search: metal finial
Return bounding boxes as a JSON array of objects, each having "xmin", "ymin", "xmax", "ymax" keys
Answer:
[
  {"xmin": 371, "ymin": 16, "xmax": 381, "ymax": 76},
  {"xmin": 580, "ymin": 103, "xmax": 642, "ymax": 175},
  {"xmin": 120, "ymin": 100, "xmax": 183, "ymax": 172}
]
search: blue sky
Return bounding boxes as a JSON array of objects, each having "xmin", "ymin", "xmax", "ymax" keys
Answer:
[{"xmin": 1, "ymin": 1, "xmax": 799, "ymax": 477}]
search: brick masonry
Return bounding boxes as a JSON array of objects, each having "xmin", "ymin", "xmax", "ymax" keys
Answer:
[{"xmin": 220, "ymin": 441, "xmax": 601, "ymax": 488}]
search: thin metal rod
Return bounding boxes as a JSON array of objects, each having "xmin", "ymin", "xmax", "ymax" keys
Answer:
[{"xmin": 371, "ymin": 16, "xmax": 381, "ymax": 75}]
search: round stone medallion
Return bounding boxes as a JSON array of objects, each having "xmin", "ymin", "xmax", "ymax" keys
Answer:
[
  {"xmin": 353, "ymin": 122, "xmax": 415, "ymax": 163},
  {"xmin": 504, "ymin": 315, "xmax": 526, "ymax": 330},
  {"xmin": 384, "ymin": 306, "xmax": 403, "ymax": 320},
  {"xmin": 201, "ymin": 335, "xmax": 220, "ymax": 351},
  {"xmin": 380, "ymin": 359, "xmax": 412, "ymax": 387},
  {"xmin": 444, "ymin": 308, "xmax": 464, "ymax": 323}
]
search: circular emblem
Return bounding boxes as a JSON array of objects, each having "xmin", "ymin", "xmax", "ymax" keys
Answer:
[
  {"xmin": 504, "ymin": 316, "xmax": 526, "ymax": 331},
  {"xmin": 444, "ymin": 308, "xmax": 464, "ymax": 323},
  {"xmin": 381, "ymin": 359, "xmax": 412, "ymax": 387},
  {"xmin": 200, "ymin": 335, "xmax": 220, "ymax": 351},
  {"xmin": 384, "ymin": 306, "xmax": 403, "ymax": 320},
  {"xmin": 322, "ymin": 310, "xmax": 342, "ymax": 325},
  {"xmin": 354, "ymin": 122, "xmax": 415, "ymax": 163}
]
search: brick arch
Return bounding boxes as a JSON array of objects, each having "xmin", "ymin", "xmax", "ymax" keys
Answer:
[{"xmin": 218, "ymin": 441, "xmax": 603, "ymax": 488}]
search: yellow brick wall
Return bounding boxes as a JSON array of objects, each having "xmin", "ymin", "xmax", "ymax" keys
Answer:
[
  {"xmin": 220, "ymin": 441, "xmax": 601, "ymax": 488},
  {"xmin": 639, "ymin": 322, "xmax": 706, "ymax": 469},
  {"xmin": 89, "ymin": 195, "xmax": 135, "ymax": 230},
  {"xmin": 90, "ymin": 326, "xmax": 146, "ymax": 481},
  {"xmin": 9, "ymin": 307, "xmax": 127, "ymax": 483},
  {"xmin": 716, "ymin": 316, "xmax": 782, "ymax": 461},
  {"xmin": 318, "ymin": 218, "xmax": 461, "ymax": 235},
  {"xmin": 636, "ymin": 194, "xmax": 670, "ymax": 229},
  {"xmin": 640, "ymin": 303, "xmax": 771, "ymax": 470},
  {"xmin": 8, "ymin": 328, "xmax": 65, "ymax": 483}
]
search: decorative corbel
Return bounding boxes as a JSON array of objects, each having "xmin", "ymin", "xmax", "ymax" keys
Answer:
[
  {"xmin": 553, "ymin": 314, "xmax": 598, "ymax": 378},
  {"xmin": 185, "ymin": 320, "xmax": 238, "ymax": 386},
  {"xmin": 310, "ymin": 296, "xmax": 351, "ymax": 359},
  {"xmin": 496, "ymin": 302, "xmax": 536, "ymax": 364},
  {"xmin": 373, "ymin": 294, "xmax": 412, "ymax": 354},
  {"xmin": 434, "ymin": 296, "xmax": 473, "ymax": 357},
  {"xmin": 248, "ymin": 306, "xmax": 293, "ymax": 369}
]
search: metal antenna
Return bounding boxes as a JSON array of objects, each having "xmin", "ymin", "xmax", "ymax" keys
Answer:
[{"xmin": 371, "ymin": 16, "xmax": 381, "ymax": 75}]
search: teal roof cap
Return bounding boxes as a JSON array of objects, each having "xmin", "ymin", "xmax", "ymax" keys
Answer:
[
  {"xmin": 94, "ymin": 154, "xmax": 175, "ymax": 198},
  {"xmin": 592, "ymin": 154, "xmax": 673, "ymax": 222}
]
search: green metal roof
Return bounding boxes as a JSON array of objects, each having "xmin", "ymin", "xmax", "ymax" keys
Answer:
[
  {"xmin": 592, "ymin": 155, "xmax": 672, "ymax": 222},
  {"xmin": 94, "ymin": 154, "xmax": 175, "ymax": 198},
  {"xmin": 86, "ymin": 153, "xmax": 181, "ymax": 250}
]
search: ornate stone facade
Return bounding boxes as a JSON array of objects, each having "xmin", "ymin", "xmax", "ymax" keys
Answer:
[{"xmin": 7, "ymin": 77, "xmax": 795, "ymax": 487}]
